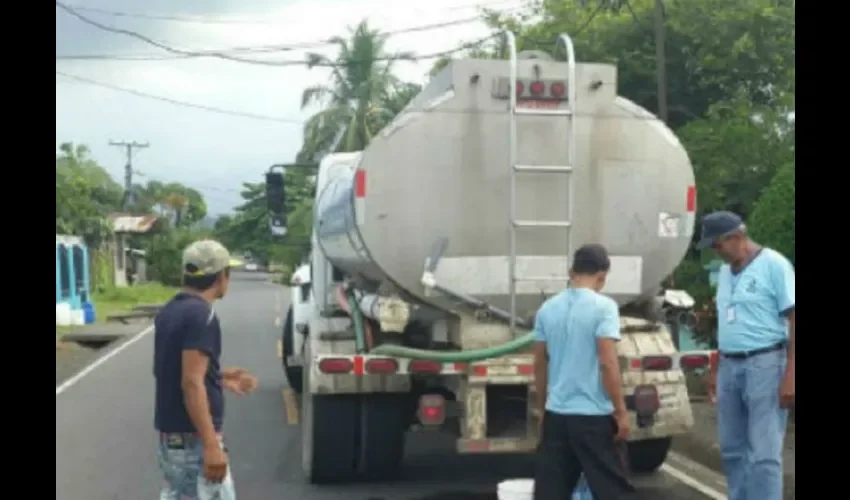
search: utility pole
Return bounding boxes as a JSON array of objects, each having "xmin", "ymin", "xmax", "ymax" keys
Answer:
[
  {"xmin": 109, "ymin": 140, "xmax": 149, "ymax": 209},
  {"xmin": 653, "ymin": 0, "xmax": 668, "ymax": 124}
]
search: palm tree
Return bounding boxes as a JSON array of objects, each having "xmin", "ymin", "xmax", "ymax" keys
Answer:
[{"xmin": 298, "ymin": 20, "xmax": 415, "ymax": 161}]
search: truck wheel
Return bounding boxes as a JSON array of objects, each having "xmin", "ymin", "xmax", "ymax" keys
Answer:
[
  {"xmin": 627, "ymin": 437, "xmax": 673, "ymax": 473},
  {"xmin": 281, "ymin": 306, "xmax": 303, "ymax": 394},
  {"xmin": 302, "ymin": 344, "xmax": 359, "ymax": 483},
  {"xmin": 357, "ymin": 394, "xmax": 408, "ymax": 481}
]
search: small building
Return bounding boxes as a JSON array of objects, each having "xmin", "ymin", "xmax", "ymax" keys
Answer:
[{"xmin": 106, "ymin": 214, "xmax": 161, "ymax": 287}]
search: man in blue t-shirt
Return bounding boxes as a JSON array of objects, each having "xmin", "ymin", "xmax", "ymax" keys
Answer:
[
  {"xmin": 154, "ymin": 239, "xmax": 258, "ymax": 500},
  {"xmin": 533, "ymin": 244, "xmax": 635, "ymax": 500},
  {"xmin": 698, "ymin": 212, "xmax": 795, "ymax": 500}
]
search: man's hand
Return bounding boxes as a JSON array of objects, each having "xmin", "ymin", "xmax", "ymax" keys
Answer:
[
  {"xmin": 203, "ymin": 443, "xmax": 228, "ymax": 483},
  {"xmin": 224, "ymin": 372, "xmax": 258, "ymax": 396},
  {"xmin": 223, "ymin": 367, "xmax": 248, "ymax": 381},
  {"xmin": 779, "ymin": 368, "xmax": 795, "ymax": 408},
  {"xmin": 614, "ymin": 410, "xmax": 631, "ymax": 441}
]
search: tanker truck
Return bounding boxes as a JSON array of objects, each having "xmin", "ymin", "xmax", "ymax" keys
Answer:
[{"xmin": 267, "ymin": 31, "xmax": 712, "ymax": 484}]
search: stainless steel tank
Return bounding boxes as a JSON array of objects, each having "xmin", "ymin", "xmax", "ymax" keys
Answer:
[{"xmin": 315, "ymin": 59, "xmax": 696, "ymax": 317}]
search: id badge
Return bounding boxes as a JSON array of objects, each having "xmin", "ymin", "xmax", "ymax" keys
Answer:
[{"xmin": 726, "ymin": 307, "xmax": 736, "ymax": 323}]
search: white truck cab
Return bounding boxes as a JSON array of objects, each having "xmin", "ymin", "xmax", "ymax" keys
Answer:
[{"xmin": 281, "ymin": 263, "xmax": 311, "ymax": 393}]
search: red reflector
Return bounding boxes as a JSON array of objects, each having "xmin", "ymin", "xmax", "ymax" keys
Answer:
[
  {"xmin": 550, "ymin": 82, "xmax": 566, "ymax": 98},
  {"xmin": 529, "ymin": 81, "xmax": 545, "ymax": 96},
  {"xmin": 472, "ymin": 365, "xmax": 487, "ymax": 377},
  {"xmin": 680, "ymin": 354, "xmax": 709, "ymax": 370},
  {"xmin": 642, "ymin": 356, "xmax": 672, "ymax": 371},
  {"xmin": 318, "ymin": 358, "xmax": 353, "ymax": 374},
  {"xmin": 517, "ymin": 364, "xmax": 533, "ymax": 375},
  {"xmin": 515, "ymin": 81, "xmax": 524, "ymax": 98},
  {"xmin": 418, "ymin": 394, "xmax": 446, "ymax": 425},
  {"xmin": 409, "ymin": 360, "xmax": 442, "ymax": 374},
  {"xmin": 354, "ymin": 169, "xmax": 366, "ymax": 198},
  {"xmin": 630, "ymin": 359, "xmax": 642, "ymax": 370},
  {"xmin": 365, "ymin": 358, "xmax": 398, "ymax": 374}
]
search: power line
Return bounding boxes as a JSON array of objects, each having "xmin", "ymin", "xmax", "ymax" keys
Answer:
[
  {"xmin": 61, "ymin": 0, "xmax": 524, "ymax": 26},
  {"xmin": 56, "ymin": 1, "xmax": 514, "ymax": 65},
  {"xmin": 56, "ymin": 70, "xmax": 305, "ymax": 123},
  {"xmin": 58, "ymin": 69, "xmax": 671, "ymax": 124}
]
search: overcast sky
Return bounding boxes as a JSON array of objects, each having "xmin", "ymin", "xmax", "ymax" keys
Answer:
[{"xmin": 56, "ymin": 0, "xmax": 522, "ymax": 216}]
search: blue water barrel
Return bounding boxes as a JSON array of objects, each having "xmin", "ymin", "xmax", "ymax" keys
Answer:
[{"xmin": 82, "ymin": 302, "xmax": 96, "ymax": 324}]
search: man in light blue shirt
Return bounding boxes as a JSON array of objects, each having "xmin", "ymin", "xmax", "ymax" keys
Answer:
[
  {"xmin": 533, "ymin": 244, "xmax": 635, "ymax": 500},
  {"xmin": 698, "ymin": 211, "xmax": 795, "ymax": 500}
]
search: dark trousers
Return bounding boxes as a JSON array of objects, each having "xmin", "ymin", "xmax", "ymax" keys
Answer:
[{"xmin": 534, "ymin": 412, "xmax": 636, "ymax": 500}]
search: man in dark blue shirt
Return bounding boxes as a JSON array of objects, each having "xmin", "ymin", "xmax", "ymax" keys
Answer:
[{"xmin": 154, "ymin": 239, "xmax": 257, "ymax": 500}]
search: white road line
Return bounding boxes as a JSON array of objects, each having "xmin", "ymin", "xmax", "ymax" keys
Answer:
[
  {"xmin": 661, "ymin": 463, "xmax": 727, "ymax": 500},
  {"xmin": 56, "ymin": 325, "xmax": 155, "ymax": 396}
]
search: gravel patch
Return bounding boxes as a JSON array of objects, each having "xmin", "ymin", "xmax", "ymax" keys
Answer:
[{"xmin": 674, "ymin": 401, "xmax": 795, "ymax": 499}]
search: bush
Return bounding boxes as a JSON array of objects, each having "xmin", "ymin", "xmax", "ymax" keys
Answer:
[
  {"xmin": 748, "ymin": 162, "xmax": 795, "ymax": 264},
  {"xmin": 144, "ymin": 229, "xmax": 202, "ymax": 286}
]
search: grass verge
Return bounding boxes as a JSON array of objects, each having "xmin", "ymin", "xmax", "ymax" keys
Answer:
[{"xmin": 56, "ymin": 282, "xmax": 177, "ymax": 337}]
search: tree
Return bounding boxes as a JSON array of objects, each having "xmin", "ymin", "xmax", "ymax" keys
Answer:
[
  {"xmin": 482, "ymin": 0, "xmax": 795, "ymax": 129},
  {"xmin": 56, "ymin": 142, "xmax": 123, "ymax": 245},
  {"xmin": 213, "ymin": 167, "xmax": 315, "ymax": 268},
  {"xmin": 748, "ymin": 161, "xmax": 795, "ymax": 265},
  {"xmin": 298, "ymin": 20, "xmax": 415, "ymax": 161},
  {"xmin": 131, "ymin": 180, "xmax": 208, "ymax": 227}
]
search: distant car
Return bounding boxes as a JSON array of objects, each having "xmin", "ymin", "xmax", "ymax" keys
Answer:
[{"xmin": 244, "ymin": 263, "xmax": 258, "ymax": 272}]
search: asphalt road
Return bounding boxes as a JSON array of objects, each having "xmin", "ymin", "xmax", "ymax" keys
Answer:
[{"xmin": 56, "ymin": 272, "xmax": 729, "ymax": 500}]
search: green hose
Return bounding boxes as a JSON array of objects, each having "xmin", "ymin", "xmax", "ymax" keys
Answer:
[
  {"xmin": 347, "ymin": 293, "xmax": 366, "ymax": 354},
  {"xmin": 347, "ymin": 289, "xmax": 534, "ymax": 361},
  {"xmin": 371, "ymin": 332, "xmax": 536, "ymax": 362}
]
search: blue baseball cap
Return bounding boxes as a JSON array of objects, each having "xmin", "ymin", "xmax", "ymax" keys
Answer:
[{"xmin": 696, "ymin": 211, "xmax": 745, "ymax": 250}]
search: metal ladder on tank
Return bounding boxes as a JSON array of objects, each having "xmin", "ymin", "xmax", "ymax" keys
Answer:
[{"xmin": 504, "ymin": 31, "xmax": 578, "ymax": 335}]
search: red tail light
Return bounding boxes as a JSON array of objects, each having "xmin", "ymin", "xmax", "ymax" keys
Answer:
[
  {"xmin": 409, "ymin": 360, "xmax": 442, "ymax": 374},
  {"xmin": 529, "ymin": 81, "xmax": 545, "ymax": 96},
  {"xmin": 550, "ymin": 82, "xmax": 566, "ymax": 98},
  {"xmin": 318, "ymin": 358, "xmax": 353, "ymax": 374},
  {"xmin": 642, "ymin": 356, "xmax": 672, "ymax": 371},
  {"xmin": 680, "ymin": 354, "xmax": 709, "ymax": 370},
  {"xmin": 418, "ymin": 394, "xmax": 446, "ymax": 426},
  {"xmin": 515, "ymin": 81, "xmax": 524, "ymax": 98},
  {"xmin": 365, "ymin": 358, "xmax": 398, "ymax": 374}
]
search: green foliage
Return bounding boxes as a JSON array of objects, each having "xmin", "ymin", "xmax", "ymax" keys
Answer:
[
  {"xmin": 144, "ymin": 229, "xmax": 202, "ymax": 286},
  {"xmin": 749, "ymin": 162, "xmax": 795, "ymax": 265},
  {"xmin": 56, "ymin": 142, "xmax": 123, "ymax": 245},
  {"xmin": 130, "ymin": 180, "xmax": 208, "ymax": 228}
]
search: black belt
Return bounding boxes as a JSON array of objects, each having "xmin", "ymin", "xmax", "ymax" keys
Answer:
[{"xmin": 721, "ymin": 342, "xmax": 785, "ymax": 360}]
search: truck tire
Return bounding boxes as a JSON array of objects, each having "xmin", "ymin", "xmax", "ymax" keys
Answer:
[
  {"xmin": 281, "ymin": 306, "xmax": 303, "ymax": 394},
  {"xmin": 627, "ymin": 437, "xmax": 673, "ymax": 473},
  {"xmin": 302, "ymin": 343, "xmax": 360, "ymax": 484},
  {"xmin": 357, "ymin": 394, "xmax": 408, "ymax": 481}
]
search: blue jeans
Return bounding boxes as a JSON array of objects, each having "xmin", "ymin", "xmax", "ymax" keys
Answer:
[
  {"xmin": 157, "ymin": 433, "xmax": 236, "ymax": 500},
  {"xmin": 716, "ymin": 348, "xmax": 788, "ymax": 500}
]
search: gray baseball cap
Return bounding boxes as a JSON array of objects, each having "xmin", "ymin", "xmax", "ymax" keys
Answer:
[
  {"xmin": 182, "ymin": 239, "xmax": 241, "ymax": 276},
  {"xmin": 695, "ymin": 211, "xmax": 745, "ymax": 250}
]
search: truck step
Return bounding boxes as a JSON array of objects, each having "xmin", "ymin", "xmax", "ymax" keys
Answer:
[
  {"xmin": 512, "ymin": 164, "xmax": 573, "ymax": 174},
  {"xmin": 511, "ymin": 220, "xmax": 572, "ymax": 228}
]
